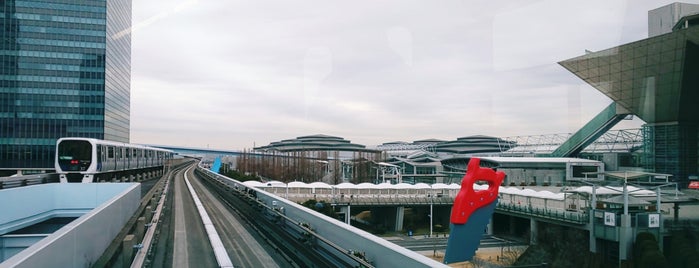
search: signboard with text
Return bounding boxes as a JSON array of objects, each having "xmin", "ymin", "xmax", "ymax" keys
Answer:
[
  {"xmin": 604, "ymin": 212, "xmax": 616, "ymax": 226},
  {"xmin": 648, "ymin": 214, "xmax": 660, "ymax": 228}
]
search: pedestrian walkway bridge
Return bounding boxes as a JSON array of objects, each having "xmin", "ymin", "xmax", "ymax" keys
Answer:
[{"xmin": 245, "ymin": 180, "xmax": 685, "ymax": 226}]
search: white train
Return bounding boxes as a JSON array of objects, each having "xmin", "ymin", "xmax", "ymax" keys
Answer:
[{"xmin": 55, "ymin": 137, "xmax": 175, "ymax": 183}]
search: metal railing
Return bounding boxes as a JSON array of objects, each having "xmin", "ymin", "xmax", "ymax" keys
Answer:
[
  {"xmin": 196, "ymin": 164, "xmax": 447, "ymax": 268},
  {"xmin": 0, "ymin": 174, "xmax": 58, "ymax": 189},
  {"xmin": 496, "ymin": 203, "xmax": 589, "ymax": 224},
  {"xmin": 274, "ymin": 190, "xmax": 590, "ymax": 225}
]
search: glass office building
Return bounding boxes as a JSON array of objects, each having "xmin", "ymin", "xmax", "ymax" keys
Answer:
[{"xmin": 0, "ymin": 0, "xmax": 131, "ymax": 172}]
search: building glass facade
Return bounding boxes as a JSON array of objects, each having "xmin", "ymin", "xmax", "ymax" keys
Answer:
[
  {"xmin": 0, "ymin": 0, "xmax": 131, "ymax": 172},
  {"xmin": 560, "ymin": 9, "xmax": 699, "ymax": 187}
]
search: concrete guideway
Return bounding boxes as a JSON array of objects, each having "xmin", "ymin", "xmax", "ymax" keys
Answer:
[
  {"xmin": 186, "ymin": 167, "xmax": 283, "ymax": 268},
  {"xmin": 172, "ymin": 165, "xmax": 217, "ymax": 268},
  {"xmin": 182, "ymin": 167, "xmax": 234, "ymax": 267}
]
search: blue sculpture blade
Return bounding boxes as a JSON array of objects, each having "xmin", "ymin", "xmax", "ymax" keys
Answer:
[{"xmin": 443, "ymin": 200, "xmax": 498, "ymax": 264}]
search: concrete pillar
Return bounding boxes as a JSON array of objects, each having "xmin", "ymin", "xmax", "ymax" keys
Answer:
[
  {"xmin": 340, "ymin": 206, "xmax": 351, "ymax": 225},
  {"xmin": 659, "ymin": 213, "xmax": 664, "ymax": 253},
  {"xmin": 136, "ymin": 217, "xmax": 146, "ymax": 243},
  {"xmin": 487, "ymin": 217, "xmax": 494, "ymax": 235},
  {"xmin": 145, "ymin": 206, "xmax": 153, "ymax": 223},
  {"xmin": 122, "ymin": 234, "xmax": 135, "ymax": 268},
  {"xmin": 530, "ymin": 218, "xmax": 538, "ymax": 245},
  {"xmin": 395, "ymin": 206, "xmax": 405, "ymax": 232},
  {"xmin": 589, "ymin": 209, "xmax": 598, "ymax": 253},
  {"xmin": 619, "ymin": 214, "xmax": 633, "ymax": 261}
]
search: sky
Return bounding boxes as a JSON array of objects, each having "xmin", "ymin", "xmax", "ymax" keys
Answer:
[{"xmin": 129, "ymin": 0, "xmax": 697, "ymax": 150}]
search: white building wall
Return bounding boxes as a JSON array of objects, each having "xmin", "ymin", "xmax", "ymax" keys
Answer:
[{"xmin": 648, "ymin": 2, "xmax": 699, "ymax": 37}]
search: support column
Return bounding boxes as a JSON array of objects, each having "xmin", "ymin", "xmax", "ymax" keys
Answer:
[
  {"xmin": 395, "ymin": 206, "xmax": 405, "ymax": 232},
  {"xmin": 122, "ymin": 234, "xmax": 135, "ymax": 268},
  {"xmin": 590, "ymin": 186, "xmax": 598, "ymax": 253},
  {"xmin": 589, "ymin": 208, "xmax": 598, "ymax": 253},
  {"xmin": 487, "ymin": 217, "xmax": 494, "ymax": 235},
  {"xmin": 429, "ymin": 202, "xmax": 434, "ymax": 237},
  {"xmin": 619, "ymin": 183, "xmax": 633, "ymax": 264},
  {"xmin": 136, "ymin": 217, "xmax": 146, "ymax": 243},
  {"xmin": 145, "ymin": 206, "xmax": 153, "ymax": 223},
  {"xmin": 530, "ymin": 218, "xmax": 538, "ymax": 245},
  {"xmin": 339, "ymin": 206, "xmax": 351, "ymax": 225},
  {"xmin": 619, "ymin": 214, "xmax": 633, "ymax": 262}
]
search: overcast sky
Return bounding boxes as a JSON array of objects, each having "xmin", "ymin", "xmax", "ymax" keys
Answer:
[{"xmin": 129, "ymin": 0, "xmax": 696, "ymax": 150}]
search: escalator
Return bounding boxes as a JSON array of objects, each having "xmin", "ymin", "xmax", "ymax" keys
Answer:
[{"xmin": 550, "ymin": 102, "xmax": 630, "ymax": 157}]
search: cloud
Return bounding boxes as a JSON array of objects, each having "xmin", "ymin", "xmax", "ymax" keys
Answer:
[
  {"xmin": 492, "ymin": 0, "xmax": 629, "ymax": 71},
  {"xmin": 130, "ymin": 0, "xmax": 683, "ymax": 149}
]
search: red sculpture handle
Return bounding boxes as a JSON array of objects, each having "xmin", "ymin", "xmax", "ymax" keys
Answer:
[{"xmin": 450, "ymin": 158, "xmax": 505, "ymax": 225}]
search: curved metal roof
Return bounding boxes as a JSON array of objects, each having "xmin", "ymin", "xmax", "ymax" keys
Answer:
[
  {"xmin": 254, "ymin": 134, "xmax": 379, "ymax": 153},
  {"xmin": 434, "ymin": 135, "xmax": 515, "ymax": 154}
]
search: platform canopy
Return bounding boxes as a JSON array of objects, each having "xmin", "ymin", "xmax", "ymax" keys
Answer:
[
  {"xmin": 601, "ymin": 195, "xmax": 651, "ymax": 206},
  {"xmin": 581, "ymin": 171, "xmax": 673, "ymax": 182}
]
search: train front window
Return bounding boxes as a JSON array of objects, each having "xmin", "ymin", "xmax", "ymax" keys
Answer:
[{"xmin": 57, "ymin": 140, "xmax": 92, "ymax": 170}]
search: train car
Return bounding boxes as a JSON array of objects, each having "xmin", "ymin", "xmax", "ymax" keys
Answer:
[{"xmin": 55, "ymin": 137, "xmax": 174, "ymax": 183}]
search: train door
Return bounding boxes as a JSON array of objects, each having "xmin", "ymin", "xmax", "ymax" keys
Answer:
[
  {"xmin": 131, "ymin": 148, "xmax": 136, "ymax": 169},
  {"xmin": 121, "ymin": 147, "xmax": 127, "ymax": 170},
  {"xmin": 115, "ymin": 147, "xmax": 120, "ymax": 170},
  {"xmin": 124, "ymin": 148, "xmax": 129, "ymax": 170},
  {"xmin": 137, "ymin": 149, "xmax": 142, "ymax": 169},
  {"xmin": 133, "ymin": 148, "xmax": 143, "ymax": 168},
  {"xmin": 104, "ymin": 146, "xmax": 115, "ymax": 171},
  {"xmin": 143, "ymin": 150, "xmax": 148, "ymax": 167},
  {"xmin": 130, "ymin": 148, "xmax": 136, "ymax": 169},
  {"xmin": 142, "ymin": 150, "xmax": 147, "ymax": 167},
  {"xmin": 96, "ymin": 145, "xmax": 103, "ymax": 172},
  {"xmin": 117, "ymin": 147, "xmax": 123, "ymax": 170}
]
